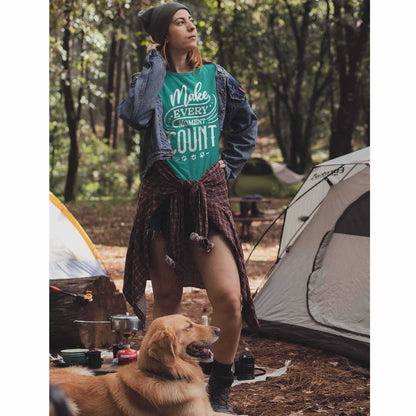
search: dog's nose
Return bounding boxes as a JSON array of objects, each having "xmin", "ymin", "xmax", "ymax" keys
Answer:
[{"xmin": 214, "ymin": 327, "xmax": 220, "ymax": 336}]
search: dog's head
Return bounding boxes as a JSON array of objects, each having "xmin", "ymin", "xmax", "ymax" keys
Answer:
[{"xmin": 138, "ymin": 314, "xmax": 219, "ymax": 380}]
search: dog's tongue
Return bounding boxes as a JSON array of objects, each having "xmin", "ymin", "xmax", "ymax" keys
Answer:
[{"xmin": 203, "ymin": 348, "xmax": 213, "ymax": 358}]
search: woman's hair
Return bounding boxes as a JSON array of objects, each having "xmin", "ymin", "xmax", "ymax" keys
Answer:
[{"xmin": 159, "ymin": 43, "xmax": 211, "ymax": 72}]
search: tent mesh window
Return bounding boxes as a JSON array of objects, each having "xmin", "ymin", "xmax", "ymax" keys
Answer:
[{"xmin": 306, "ymin": 191, "xmax": 370, "ymax": 338}]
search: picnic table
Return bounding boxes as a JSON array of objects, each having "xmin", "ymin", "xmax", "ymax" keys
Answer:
[{"xmin": 229, "ymin": 196, "xmax": 276, "ymax": 240}]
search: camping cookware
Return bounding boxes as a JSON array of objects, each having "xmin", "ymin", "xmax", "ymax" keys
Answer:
[
  {"xmin": 73, "ymin": 313, "xmax": 143, "ymax": 333},
  {"xmin": 110, "ymin": 313, "xmax": 143, "ymax": 335},
  {"xmin": 73, "ymin": 313, "xmax": 143, "ymax": 348},
  {"xmin": 85, "ymin": 350, "xmax": 102, "ymax": 369},
  {"xmin": 60, "ymin": 349, "xmax": 89, "ymax": 366}
]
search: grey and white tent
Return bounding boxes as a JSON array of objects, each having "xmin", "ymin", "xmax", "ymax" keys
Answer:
[{"xmin": 253, "ymin": 147, "xmax": 370, "ymax": 364}]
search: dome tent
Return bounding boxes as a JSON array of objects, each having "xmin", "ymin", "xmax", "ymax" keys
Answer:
[
  {"xmin": 253, "ymin": 147, "xmax": 370, "ymax": 364},
  {"xmin": 49, "ymin": 192, "xmax": 107, "ymax": 279},
  {"xmin": 49, "ymin": 193, "xmax": 128, "ymax": 351},
  {"xmin": 230, "ymin": 157, "xmax": 305, "ymax": 197}
]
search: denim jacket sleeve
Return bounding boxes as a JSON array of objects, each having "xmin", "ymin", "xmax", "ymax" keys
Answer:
[
  {"xmin": 117, "ymin": 49, "xmax": 166, "ymax": 130},
  {"xmin": 221, "ymin": 74, "xmax": 258, "ymax": 180}
]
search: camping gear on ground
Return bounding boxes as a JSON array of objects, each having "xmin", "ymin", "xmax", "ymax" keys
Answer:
[
  {"xmin": 71, "ymin": 313, "xmax": 143, "ymax": 352},
  {"xmin": 111, "ymin": 313, "xmax": 142, "ymax": 340},
  {"xmin": 230, "ymin": 157, "xmax": 304, "ymax": 198},
  {"xmin": 111, "ymin": 313, "xmax": 143, "ymax": 348},
  {"xmin": 111, "ymin": 313, "xmax": 143, "ymax": 359},
  {"xmin": 86, "ymin": 350, "xmax": 102, "ymax": 369},
  {"xmin": 60, "ymin": 349, "xmax": 89, "ymax": 366},
  {"xmin": 49, "ymin": 193, "xmax": 127, "ymax": 351},
  {"xmin": 111, "ymin": 313, "xmax": 142, "ymax": 365},
  {"xmin": 112, "ymin": 343, "xmax": 125, "ymax": 358},
  {"xmin": 234, "ymin": 354, "xmax": 266, "ymax": 380},
  {"xmin": 116, "ymin": 347, "xmax": 138, "ymax": 365},
  {"xmin": 253, "ymin": 147, "xmax": 370, "ymax": 364},
  {"xmin": 72, "ymin": 313, "xmax": 143, "ymax": 366},
  {"xmin": 234, "ymin": 354, "xmax": 254, "ymax": 380}
]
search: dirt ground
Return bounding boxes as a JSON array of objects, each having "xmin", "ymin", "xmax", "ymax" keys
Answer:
[{"xmin": 67, "ymin": 199, "xmax": 370, "ymax": 416}]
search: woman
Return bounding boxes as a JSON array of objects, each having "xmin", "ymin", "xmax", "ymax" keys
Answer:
[{"xmin": 117, "ymin": 2, "xmax": 259, "ymax": 413}]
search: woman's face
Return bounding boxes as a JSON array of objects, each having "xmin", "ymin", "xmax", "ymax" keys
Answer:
[{"xmin": 166, "ymin": 9, "xmax": 197, "ymax": 52}]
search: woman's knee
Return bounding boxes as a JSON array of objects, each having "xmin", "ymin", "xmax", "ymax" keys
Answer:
[{"xmin": 211, "ymin": 292, "xmax": 242, "ymax": 319}]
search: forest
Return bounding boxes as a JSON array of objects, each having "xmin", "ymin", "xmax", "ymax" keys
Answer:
[{"xmin": 49, "ymin": 0, "xmax": 370, "ymax": 202}]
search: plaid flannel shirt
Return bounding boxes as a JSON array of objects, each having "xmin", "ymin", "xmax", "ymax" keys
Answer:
[{"xmin": 123, "ymin": 161, "xmax": 259, "ymax": 329}]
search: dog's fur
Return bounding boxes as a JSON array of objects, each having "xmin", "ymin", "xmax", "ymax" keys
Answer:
[{"xmin": 50, "ymin": 314, "xmax": 230, "ymax": 416}]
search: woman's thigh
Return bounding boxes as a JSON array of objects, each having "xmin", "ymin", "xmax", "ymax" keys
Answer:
[
  {"xmin": 191, "ymin": 234, "xmax": 241, "ymax": 308},
  {"xmin": 148, "ymin": 234, "xmax": 183, "ymax": 298}
]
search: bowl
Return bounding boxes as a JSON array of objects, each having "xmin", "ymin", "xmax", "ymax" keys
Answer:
[{"xmin": 60, "ymin": 349, "xmax": 88, "ymax": 366}]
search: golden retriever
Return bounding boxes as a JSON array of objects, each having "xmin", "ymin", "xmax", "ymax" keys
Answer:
[{"xmin": 50, "ymin": 314, "xmax": 231, "ymax": 416}]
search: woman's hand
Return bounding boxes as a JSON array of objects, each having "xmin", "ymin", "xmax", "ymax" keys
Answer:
[
  {"xmin": 217, "ymin": 160, "xmax": 226, "ymax": 169},
  {"xmin": 147, "ymin": 43, "xmax": 160, "ymax": 52}
]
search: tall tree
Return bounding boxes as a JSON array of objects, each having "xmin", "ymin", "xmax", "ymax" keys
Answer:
[
  {"xmin": 262, "ymin": 0, "xmax": 331, "ymax": 173},
  {"xmin": 329, "ymin": 0, "xmax": 370, "ymax": 158},
  {"xmin": 60, "ymin": 0, "xmax": 84, "ymax": 202},
  {"xmin": 104, "ymin": 31, "xmax": 118, "ymax": 145},
  {"xmin": 49, "ymin": 0, "xmax": 370, "ymax": 200},
  {"xmin": 103, "ymin": 2, "xmax": 131, "ymax": 149}
]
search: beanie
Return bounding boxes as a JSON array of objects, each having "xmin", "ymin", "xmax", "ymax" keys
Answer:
[{"xmin": 138, "ymin": 2, "xmax": 192, "ymax": 44}]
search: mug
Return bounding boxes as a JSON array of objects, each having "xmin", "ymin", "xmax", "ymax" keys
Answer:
[{"xmin": 86, "ymin": 350, "xmax": 102, "ymax": 369}]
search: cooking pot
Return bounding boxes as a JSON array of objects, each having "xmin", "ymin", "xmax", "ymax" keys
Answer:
[{"xmin": 110, "ymin": 313, "xmax": 143, "ymax": 334}]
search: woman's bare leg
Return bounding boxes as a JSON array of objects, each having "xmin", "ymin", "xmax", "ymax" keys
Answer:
[
  {"xmin": 148, "ymin": 234, "xmax": 183, "ymax": 319},
  {"xmin": 191, "ymin": 234, "xmax": 242, "ymax": 365}
]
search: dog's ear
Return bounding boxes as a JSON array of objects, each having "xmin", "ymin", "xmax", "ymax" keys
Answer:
[{"xmin": 148, "ymin": 328, "xmax": 177, "ymax": 368}]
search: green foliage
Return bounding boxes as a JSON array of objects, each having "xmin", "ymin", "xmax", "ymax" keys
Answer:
[
  {"xmin": 78, "ymin": 134, "xmax": 141, "ymax": 198},
  {"xmin": 49, "ymin": 0, "xmax": 369, "ymax": 200},
  {"xmin": 51, "ymin": 131, "xmax": 141, "ymax": 199}
]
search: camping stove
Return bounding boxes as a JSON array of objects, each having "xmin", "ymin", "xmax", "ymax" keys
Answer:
[
  {"xmin": 111, "ymin": 313, "xmax": 143, "ymax": 365},
  {"xmin": 116, "ymin": 347, "xmax": 138, "ymax": 365},
  {"xmin": 110, "ymin": 313, "xmax": 143, "ymax": 346}
]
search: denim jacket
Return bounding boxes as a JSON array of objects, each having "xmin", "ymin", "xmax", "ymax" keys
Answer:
[{"xmin": 117, "ymin": 49, "xmax": 257, "ymax": 179}]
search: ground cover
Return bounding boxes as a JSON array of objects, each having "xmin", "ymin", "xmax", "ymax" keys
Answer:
[{"xmin": 67, "ymin": 199, "xmax": 370, "ymax": 416}]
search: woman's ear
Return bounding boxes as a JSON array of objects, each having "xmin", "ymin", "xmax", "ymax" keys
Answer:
[{"xmin": 148, "ymin": 328, "xmax": 177, "ymax": 368}]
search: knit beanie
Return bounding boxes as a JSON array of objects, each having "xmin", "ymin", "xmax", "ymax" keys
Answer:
[{"xmin": 138, "ymin": 2, "xmax": 191, "ymax": 44}]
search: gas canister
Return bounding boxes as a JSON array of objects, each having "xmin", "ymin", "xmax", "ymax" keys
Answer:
[{"xmin": 116, "ymin": 348, "xmax": 137, "ymax": 365}]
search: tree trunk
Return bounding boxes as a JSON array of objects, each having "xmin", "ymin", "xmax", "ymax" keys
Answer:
[
  {"xmin": 288, "ymin": 0, "xmax": 312, "ymax": 173},
  {"xmin": 214, "ymin": 0, "xmax": 226, "ymax": 67},
  {"xmin": 329, "ymin": 0, "xmax": 370, "ymax": 158},
  {"xmin": 50, "ymin": 276, "xmax": 127, "ymax": 353},
  {"xmin": 302, "ymin": 1, "xmax": 331, "ymax": 173},
  {"xmin": 61, "ymin": 2, "xmax": 79, "ymax": 202},
  {"xmin": 112, "ymin": 37, "xmax": 125, "ymax": 149},
  {"xmin": 267, "ymin": 85, "xmax": 289, "ymax": 165},
  {"xmin": 104, "ymin": 32, "xmax": 117, "ymax": 144},
  {"xmin": 86, "ymin": 68, "xmax": 97, "ymax": 135}
]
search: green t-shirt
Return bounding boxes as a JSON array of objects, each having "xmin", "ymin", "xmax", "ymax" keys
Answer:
[{"xmin": 159, "ymin": 64, "xmax": 220, "ymax": 181}]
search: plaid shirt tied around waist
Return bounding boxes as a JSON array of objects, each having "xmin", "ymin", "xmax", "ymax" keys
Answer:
[{"xmin": 123, "ymin": 161, "xmax": 259, "ymax": 330}]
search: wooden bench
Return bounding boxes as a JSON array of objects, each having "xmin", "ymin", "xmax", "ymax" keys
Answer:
[
  {"xmin": 228, "ymin": 197, "xmax": 277, "ymax": 240},
  {"xmin": 233, "ymin": 215, "xmax": 276, "ymax": 240}
]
